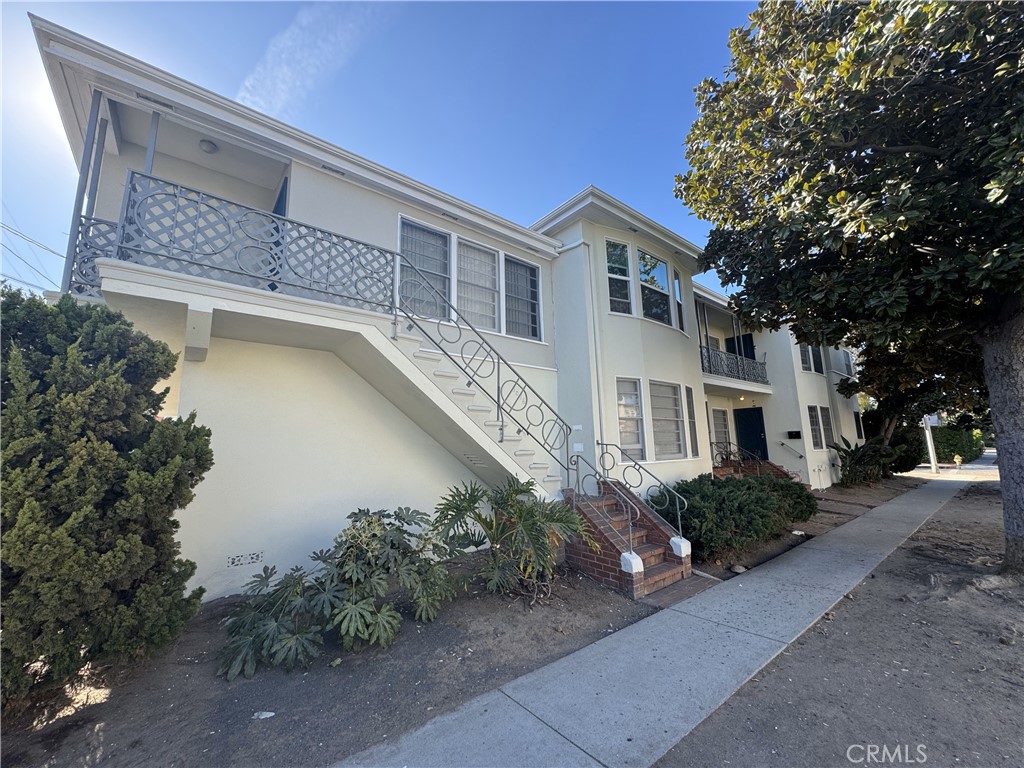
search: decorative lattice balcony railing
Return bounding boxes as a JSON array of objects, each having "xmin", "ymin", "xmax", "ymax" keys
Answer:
[
  {"xmin": 700, "ymin": 345, "xmax": 770, "ymax": 385},
  {"xmin": 69, "ymin": 171, "xmax": 571, "ymax": 473}
]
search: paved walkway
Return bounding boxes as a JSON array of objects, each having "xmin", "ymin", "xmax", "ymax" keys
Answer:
[{"xmin": 339, "ymin": 461, "xmax": 992, "ymax": 768}]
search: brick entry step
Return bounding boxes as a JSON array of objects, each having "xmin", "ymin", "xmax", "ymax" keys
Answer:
[{"xmin": 563, "ymin": 481, "xmax": 691, "ymax": 600}]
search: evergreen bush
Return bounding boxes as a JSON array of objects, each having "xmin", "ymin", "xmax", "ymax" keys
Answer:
[
  {"xmin": 746, "ymin": 475, "xmax": 818, "ymax": 522},
  {"xmin": 929, "ymin": 427, "xmax": 985, "ymax": 464},
  {"xmin": 1, "ymin": 288, "xmax": 213, "ymax": 707}
]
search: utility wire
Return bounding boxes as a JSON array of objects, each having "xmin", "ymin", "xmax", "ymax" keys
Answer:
[
  {"xmin": 0, "ymin": 223, "xmax": 66, "ymax": 260},
  {"xmin": 1, "ymin": 242, "xmax": 59, "ymax": 287},
  {"xmin": 1, "ymin": 274, "xmax": 48, "ymax": 292},
  {"xmin": 2, "ymin": 202, "xmax": 50, "ymax": 274}
]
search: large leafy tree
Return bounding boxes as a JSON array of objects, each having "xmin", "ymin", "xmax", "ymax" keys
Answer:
[
  {"xmin": 1, "ymin": 288, "xmax": 214, "ymax": 705},
  {"xmin": 838, "ymin": 335, "xmax": 988, "ymax": 444},
  {"xmin": 678, "ymin": 1, "xmax": 1023, "ymax": 571}
]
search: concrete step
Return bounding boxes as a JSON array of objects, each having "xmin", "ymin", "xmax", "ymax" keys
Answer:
[
  {"xmin": 514, "ymin": 449, "xmax": 536, "ymax": 458},
  {"xmin": 466, "ymin": 404, "xmax": 492, "ymax": 413},
  {"xmin": 433, "ymin": 369, "xmax": 460, "ymax": 380},
  {"xmin": 451, "ymin": 387, "xmax": 476, "ymax": 398}
]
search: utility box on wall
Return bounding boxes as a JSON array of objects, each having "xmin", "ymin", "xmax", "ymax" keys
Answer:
[{"xmin": 787, "ymin": 430, "xmax": 802, "ymax": 440}]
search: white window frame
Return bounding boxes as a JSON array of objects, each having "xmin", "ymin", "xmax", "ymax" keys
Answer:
[
  {"xmin": 800, "ymin": 343, "xmax": 825, "ymax": 374},
  {"xmin": 685, "ymin": 385, "xmax": 700, "ymax": 457},
  {"xmin": 637, "ymin": 249, "xmax": 673, "ymax": 326},
  {"xmin": 398, "ymin": 215, "xmax": 545, "ymax": 342},
  {"xmin": 673, "ymin": 269, "xmax": 687, "ymax": 334},
  {"xmin": 616, "ymin": 377, "xmax": 646, "ymax": 461},
  {"xmin": 649, "ymin": 380, "xmax": 686, "ymax": 460},
  {"xmin": 807, "ymin": 405, "xmax": 824, "ymax": 450},
  {"xmin": 399, "ymin": 217, "xmax": 451, "ymax": 320},
  {"xmin": 504, "ymin": 255, "xmax": 542, "ymax": 341},
  {"xmin": 819, "ymin": 406, "xmax": 836, "ymax": 448},
  {"xmin": 712, "ymin": 407, "xmax": 731, "ymax": 447},
  {"xmin": 456, "ymin": 237, "xmax": 500, "ymax": 332},
  {"xmin": 606, "ymin": 239, "xmax": 633, "ymax": 315}
]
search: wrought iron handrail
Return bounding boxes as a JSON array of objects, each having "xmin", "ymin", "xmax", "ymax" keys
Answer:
[
  {"xmin": 568, "ymin": 454, "xmax": 641, "ymax": 554},
  {"xmin": 777, "ymin": 441, "xmax": 805, "ymax": 460},
  {"xmin": 594, "ymin": 441, "xmax": 687, "ymax": 538},
  {"xmin": 394, "ymin": 262, "xmax": 571, "ymax": 472},
  {"xmin": 711, "ymin": 440, "xmax": 772, "ymax": 477},
  {"xmin": 700, "ymin": 345, "xmax": 770, "ymax": 385},
  {"xmin": 68, "ymin": 170, "xmax": 571, "ymax": 476}
]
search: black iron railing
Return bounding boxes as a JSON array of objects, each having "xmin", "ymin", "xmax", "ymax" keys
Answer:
[{"xmin": 700, "ymin": 345, "xmax": 769, "ymax": 385}]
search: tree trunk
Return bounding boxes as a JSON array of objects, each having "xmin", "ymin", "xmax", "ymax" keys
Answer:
[
  {"xmin": 980, "ymin": 293, "xmax": 1024, "ymax": 576},
  {"xmin": 881, "ymin": 415, "xmax": 898, "ymax": 447}
]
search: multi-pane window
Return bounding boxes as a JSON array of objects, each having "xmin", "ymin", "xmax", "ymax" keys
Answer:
[
  {"xmin": 707, "ymin": 336, "xmax": 721, "ymax": 351},
  {"xmin": 616, "ymin": 378, "xmax": 646, "ymax": 461},
  {"xmin": 819, "ymin": 406, "xmax": 836, "ymax": 448},
  {"xmin": 638, "ymin": 250, "xmax": 672, "ymax": 325},
  {"xmin": 843, "ymin": 350, "xmax": 855, "ymax": 376},
  {"xmin": 800, "ymin": 343, "xmax": 825, "ymax": 374},
  {"xmin": 685, "ymin": 386, "xmax": 699, "ymax": 457},
  {"xmin": 807, "ymin": 405, "xmax": 824, "ymax": 450},
  {"xmin": 673, "ymin": 270, "xmax": 686, "ymax": 332},
  {"xmin": 650, "ymin": 381, "xmax": 686, "ymax": 459},
  {"xmin": 400, "ymin": 220, "xmax": 449, "ymax": 318},
  {"xmin": 712, "ymin": 408, "xmax": 731, "ymax": 447},
  {"xmin": 457, "ymin": 240, "xmax": 499, "ymax": 330},
  {"xmin": 504, "ymin": 258, "xmax": 540, "ymax": 340},
  {"xmin": 606, "ymin": 241, "xmax": 632, "ymax": 314},
  {"xmin": 854, "ymin": 411, "xmax": 864, "ymax": 440}
]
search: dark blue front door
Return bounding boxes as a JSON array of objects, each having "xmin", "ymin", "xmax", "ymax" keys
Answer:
[{"xmin": 734, "ymin": 407, "xmax": 768, "ymax": 460}]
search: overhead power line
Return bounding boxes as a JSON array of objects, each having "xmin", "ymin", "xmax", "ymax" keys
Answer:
[
  {"xmin": 0, "ymin": 223, "xmax": 67, "ymax": 260},
  {"xmin": 1, "ymin": 242, "xmax": 59, "ymax": 288},
  {"xmin": 1, "ymin": 274, "xmax": 48, "ymax": 292}
]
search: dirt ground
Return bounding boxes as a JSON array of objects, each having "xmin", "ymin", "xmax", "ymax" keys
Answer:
[
  {"xmin": 1, "ymin": 566, "xmax": 654, "ymax": 768},
  {"xmin": 656, "ymin": 478, "xmax": 1024, "ymax": 768},
  {"xmin": 696, "ymin": 476, "xmax": 925, "ymax": 581},
  {"xmin": 6, "ymin": 474, "xmax": 1008, "ymax": 768}
]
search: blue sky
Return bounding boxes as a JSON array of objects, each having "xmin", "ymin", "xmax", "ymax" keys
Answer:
[{"xmin": 1, "ymin": 1, "xmax": 756, "ymax": 295}]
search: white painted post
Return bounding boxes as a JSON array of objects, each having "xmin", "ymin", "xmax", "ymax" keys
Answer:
[{"xmin": 922, "ymin": 417, "xmax": 939, "ymax": 475}]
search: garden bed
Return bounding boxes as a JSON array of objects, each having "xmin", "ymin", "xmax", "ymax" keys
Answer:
[{"xmin": 1, "ymin": 563, "xmax": 654, "ymax": 768}]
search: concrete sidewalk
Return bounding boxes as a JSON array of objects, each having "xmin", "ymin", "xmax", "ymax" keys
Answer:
[{"xmin": 339, "ymin": 472, "xmax": 977, "ymax": 768}]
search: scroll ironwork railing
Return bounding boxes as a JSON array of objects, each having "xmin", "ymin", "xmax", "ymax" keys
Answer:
[
  {"xmin": 394, "ymin": 267, "xmax": 571, "ymax": 473},
  {"xmin": 568, "ymin": 454, "xmax": 641, "ymax": 554},
  {"xmin": 67, "ymin": 171, "xmax": 571, "ymax": 475},
  {"xmin": 699, "ymin": 345, "xmax": 769, "ymax": 385},
  {"xmin": 594, "ymin": 441, "xmax": 687, "ymax": 538},
  {"xmin": 711, "ymin": 441, "xmax": 770, "ymax": 476}
]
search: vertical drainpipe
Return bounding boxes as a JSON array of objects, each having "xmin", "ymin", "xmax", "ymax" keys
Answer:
[
  {"xmin": 824, "ymin": 347, "xmax": 844, "ymax": 483},
  {"xmin": 61, "ymin": 88, "xmax": 103, "ymax": 293}
]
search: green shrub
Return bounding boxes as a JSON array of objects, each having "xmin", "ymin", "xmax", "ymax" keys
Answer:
[
  {"xmin": 829, "ymin": 436, "xmax": 897, "ymax": 486},
  {"xmin": 746, "ymin": 475, "xmax": 818, "ymax": 522},
  {"xmin": 929, "ymin": 427, "xmax": 985, "ymax": 463},
  {"xmin": 433, "ymin": 477, "xmax": 595, "ymax": 599},
  {"xmin": 889, "ymin": 426, "xmax": 925, "ymax": 474},
  {"xmin": 1, "ymin": 288, "xmax": 213, "ymax": 707},
  {"xmin": 660, "ymin": 475, "xmax": 783, "ymax": 558},
  {"xmin": 219, "ymin": 507, "xmax": 454, "ymax": 681}
]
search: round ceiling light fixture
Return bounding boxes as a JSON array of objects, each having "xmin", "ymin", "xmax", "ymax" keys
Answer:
[{"xmin": 198, "ymin": 139, "xmax": 219, "ymax": 154}]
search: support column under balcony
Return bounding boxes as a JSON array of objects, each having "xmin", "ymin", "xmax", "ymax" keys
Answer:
[{"xmin": 61, "ymin": 88, "xmax": 102, "ymax": 292}]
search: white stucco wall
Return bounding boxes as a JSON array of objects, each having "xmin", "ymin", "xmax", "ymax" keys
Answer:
[{"xmin": 172, "ymin": 337, "xmax": 482, "ymax": 599}]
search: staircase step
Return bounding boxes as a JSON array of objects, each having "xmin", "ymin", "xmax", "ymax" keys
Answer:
[
  {"xmin": 543, "ymin": 475, "xmax": 562, "ymax": 484},
  {"xmin": 451, "ymin": 387, "xmax": 476, "ymax": 398},
  {"xmin": 484, "ymin": 420, "xmax": 505, "ymax": 428},
  {"xmin": 466, "ymin": 404, "xmax": 492, "ymax": 413},
  {"xmin": 413, "ymin": 349, "xmax": 442, "ymax": 361},
  {"xmin": 528, "ymin": 462, "xmax": 549, "ymax": 471},
  {"xmin": 394, "ymin": 332, "xmax": 422, "ymax": 344},
  {"xmin": 500, "ymin": 434, "xmax": 523, "ymax": 443},
  {"xmin": 642, "ymin": 560, "xmax": 685, "ymax": 594},
  {"xmin": 633, "ymin": 542, "xmax": 668, "ymax": 568},
  {"xmin": 576, "ymin": 495, "xmax": 619, "ymax": 509},
  {"xmin": 514, "ymin": 449, "xmax": 536, "ymax": 458},
  {"xmin": 433, "ymin": 369, "xmax": 460, "ymax": 380}
]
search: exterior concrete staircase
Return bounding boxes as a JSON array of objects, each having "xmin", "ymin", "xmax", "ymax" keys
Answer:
[
  {"xmin": 713, "ymin": 457, "xmax": 796, "ymax": 482},
  {"xmin": 389, "ymin": 329, "xmax": 564, "ymax": 496},
  {"xmin": 563, "ymin": 480, "xmax": 691, "ymax": 599}
]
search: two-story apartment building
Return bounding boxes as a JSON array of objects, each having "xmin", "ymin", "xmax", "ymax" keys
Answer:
[{"xmin": 33, "ymin": 16, "xmax": 862, "ymax": 599}]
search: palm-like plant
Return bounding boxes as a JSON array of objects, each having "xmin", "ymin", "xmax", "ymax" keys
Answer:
[{"xmin": 433, "ymin": 477, "xmax": 596, "ymax": 600}]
